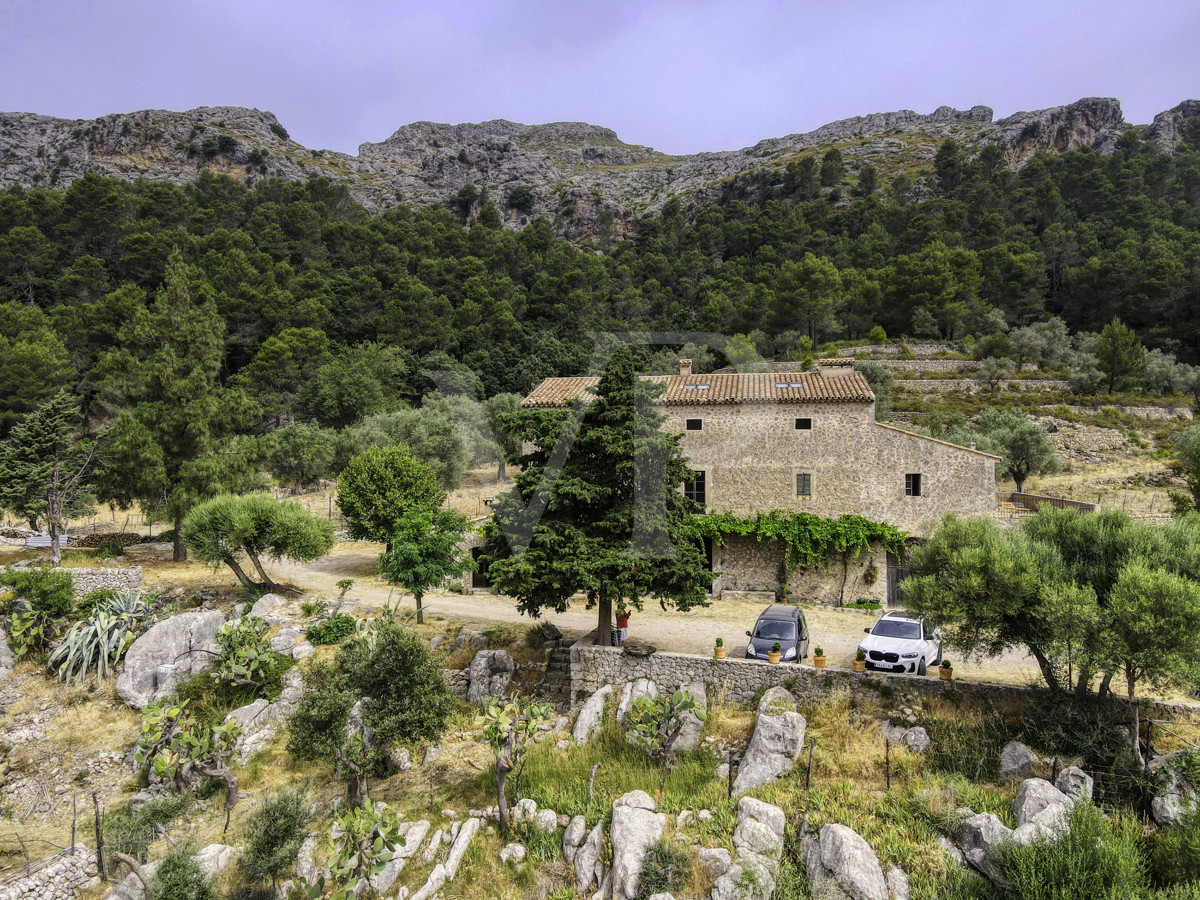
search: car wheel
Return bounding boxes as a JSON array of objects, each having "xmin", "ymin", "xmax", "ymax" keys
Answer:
[{"xmin": 917, "ymin": 657, "xmax": 927, "ymax": 676}]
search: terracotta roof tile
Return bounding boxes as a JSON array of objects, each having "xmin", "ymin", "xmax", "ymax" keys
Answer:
[
  {"xmin": 817, "ymin": 357, "xmax": 855, "ymax": 366},
  {"xmin": 522, "ymin": 372, "xmax": 875, "ymax": 407}
]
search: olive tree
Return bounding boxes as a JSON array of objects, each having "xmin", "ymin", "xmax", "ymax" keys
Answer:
[{"xmin": 182, "ymin": 493, "xmax": 335, "ymax": 591}]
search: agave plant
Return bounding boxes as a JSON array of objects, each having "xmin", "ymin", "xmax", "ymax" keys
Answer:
[{"xmin": 48, "ymin": 592, "xmax": 151, "ymax": 683}]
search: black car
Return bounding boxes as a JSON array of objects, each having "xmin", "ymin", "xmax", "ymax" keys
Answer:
[{"xmin": 745, "ymin": 604, "xmax": 810, "ymax": 663}]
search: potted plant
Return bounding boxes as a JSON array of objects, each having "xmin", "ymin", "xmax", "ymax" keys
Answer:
[
  {"xmin": 852, "ymin": 648, "xmax": 867, "ymax": 673},
  {"xmin": 768, "ymin": 641, "xmax": 782, "ymax": 664},
  {"xmin": 939, "ymin": 659, "xmax": 953, "ymax": 681},
  {"xmin": 714, "ymin": 637, "xmax": 726, "ymax": 660},
  {"xmin": 813, "ymin": 646, "xmax": 826, "ymax": 668}
]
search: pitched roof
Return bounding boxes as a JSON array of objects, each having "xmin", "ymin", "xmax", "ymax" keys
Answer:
[
  {"xmin": 522, "ymin": 372, "xmax": 876, "ymax": 408},
  {"xmin": 875, "ymin": 423, "xmax": 1003, "ymax": 459},
  {"xmin": 817, "ymin": 357, "xmax": 855, "ymax": 367}
]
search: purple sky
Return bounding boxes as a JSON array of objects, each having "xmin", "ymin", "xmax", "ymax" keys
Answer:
[{"xmin": 3, "ymin": 0, "xmax": 1198, "ymax": 156}]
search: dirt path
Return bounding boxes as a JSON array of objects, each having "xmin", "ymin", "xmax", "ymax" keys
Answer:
[{"xmin": 263, "ymin": 543, "xmax": 1041, "ymax": 685}]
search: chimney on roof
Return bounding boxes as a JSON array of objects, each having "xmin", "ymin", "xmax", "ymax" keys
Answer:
[
  {"xmin": 679, "ymin": 358, "xmax": 693, "ymax": 376},
  {"xmin": 818, "ymin": 358, "xmax": 855, "ymax": 379}
]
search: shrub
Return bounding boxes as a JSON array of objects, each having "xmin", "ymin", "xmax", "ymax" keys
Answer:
[
  {"xmin": 286, "ymin": 662, "xmax": 353, "ymax": 762},
  {"xmin": 48, "ymin": 591, "xmax": 150, "ymax": 683},
  {"xmin": 868, "ymin": 325, "xmax": 887, "ymax": 344},
  {"xmin": 305, "ymin": 613, "xmax": 356, "ymax": 645},
  {"xmin": 299, "ymin": 599, "xmax": 327, "ymax": 619},
  {"xmin": 151, "ymin": 842, "xmax": 217, "ymax": 900},
  {"xmin": 338, "ymin": 620, "xmax": 454, "ymax": 748},
  {"xmin": 102, "ymin": 793, "xmax": 194, "ymax": 866},
  {"xmin": 214, "ymin": 616, "xmax": 276, "ymax": 693},
  {"xmin": 995, "ymin": 802, "xmax": 1146, "ymax": 900},
  {"xmin": 1151, "ymin": 808, "xmax": 1200, "ymax": 887},
  {"xmin": 0, "ymin": 566, "xmax": 74, "ymax": 616},
  {"xmin": 237, "ymin": 784, "xmax": 313, "ymax": 889},
  {"xmin": 634, "ymin": 840, "xmax": 691, "ymax": 900},
  {"xmin": 76, "ymin": 587, "xmax": 121, "ymax": 617},
  {"xmin": 94, "ymin": 537, "xmax": 126, "ymax": 558},
  {"xmin": 135, "ymin": 699, "xmax": 240, "ymax": 791}
]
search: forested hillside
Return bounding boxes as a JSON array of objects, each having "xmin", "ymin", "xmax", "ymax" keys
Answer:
[{"xmin": 1, "ymin": 119, "xmax": 1199, "ymax": 449}]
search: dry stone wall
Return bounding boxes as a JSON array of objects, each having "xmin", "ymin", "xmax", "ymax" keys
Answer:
[
  {"xmin": 67, "ymin": 567, "xmax": 143, "ymax": 599},
  {"xmin": 0, "ymin": 848, "xmax": 99, "ymax": 900},
  {"xmin": 569, "ymin": 645, "xmax": 1199, "ymax": 720}
]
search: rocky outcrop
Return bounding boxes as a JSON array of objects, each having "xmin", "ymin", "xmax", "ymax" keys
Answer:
[
  {"xmin": 116, "ymin": 610, "xmax": 225, "ymax": 708},
  {"xmin": 465, "ymin": 649, "xmax": 515, "ymax": 706},
  {"xmin": 712, "ymin": 797, "xmax": 786, "ymax": 900},
  {"xmin": 1, "ymin": 97, "xmax": 1186, "ymax": 240},
  {"xmin": 1149, "ymin": 100, "xmax": 1200, "ymax": 151},
  {"xmin": 563, "ymin": 814, "xmax": 588, "ymax": 865},
  {"xmin": 572, "ymin": 684, "xmax": 613, "ymax": 743},
  {"xmin": 955, "ymin": 813, "xmax": 1011, "ymax": 886},
  {"xmin": 1054, "ymin": 766, "xmax": 1094, "ymax": 802},
  {"xmin": 611, "ymin": 791, "xmax": 666, "ymax": 900},
  {"xmin": 574, "ymin": 822, "xmax": 606, "ymax": 894},
  {"xmin": 733, "ymin": 687, "xmax": 807, "ymax": 795},
  {"xmin": 675, "ymin": 681, "xmax": 708, "ymax": 752},
  {"xmin": 1150, "ymin": 755, "xmax": 1199, "ymax": 827},
  {"xmin": 617, "ymin": 677, "xmax": 658, "ymax": 723}
]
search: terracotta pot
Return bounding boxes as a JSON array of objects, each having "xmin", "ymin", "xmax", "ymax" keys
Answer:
[
  {"xmin": 852, "ymin": 659, "xmax": 866, "ymax": 673},
  {"xmin": 767, "ymin": 651, "xmax": 781, "ymax": 664},
  {"xmin": 939, "ymin": 667, "xmax": 953, "ymax": 681},
  {"xmin": 813, "ymin": 656, "xmax": 827, "ymax": 669},
  {"xmin": 714, "ymin": 647, "xmax": 727, "ymax": 659}
]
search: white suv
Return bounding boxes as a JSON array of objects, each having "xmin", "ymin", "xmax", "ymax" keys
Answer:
[{"xmin": 858, "ymin": 611, "xmax": 941, "ymax": 675}]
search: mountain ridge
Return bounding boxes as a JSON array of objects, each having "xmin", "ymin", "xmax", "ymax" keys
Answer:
[{"xmin": 1, "ymin": 97, "xmax": 1196, "ymax": 239}]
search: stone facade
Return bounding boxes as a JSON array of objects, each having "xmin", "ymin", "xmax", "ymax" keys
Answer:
[
  {"xmin": 67, "ymin": 566, "xmax": 144, "ymax": 599},
  {"xmin": 712, "ymin": 536, "xmax": 888, "ymax": 604},
  {"xmin": 663, "ymin": 401, "xmax": 996, "ymax": 532}
]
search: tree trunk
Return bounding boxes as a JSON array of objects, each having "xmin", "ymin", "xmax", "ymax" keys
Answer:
[
  {"xmin": 173, "ymin": 515, "xmax": 187, "ymax": 562},
  {"xmin": 245, "ymin": 548, "xmax": 276, "ymax": 591},
  {"xmin": 415, "ymin": 590, "xmax": 424, "ymax": 625},
  {"xmin": 1029, "ymin": 645, "xmax": 1062, "ymax": 692},
  {"xmin": 50, "ymin": 520, "xmax": 62, "ymax": 567},
  {"xmin": 1014, "ymin": 476, "xmax": 1026, "ymax": 493},
  {"xmin": 597, "ymin": 594, "xmax": 612, "ymax": 648},
  {"xmin": 497, "ymin": 458, "xmax": 507, "ymax": 481},
  {"xmin": 224, "ymin": 556, "xmax": 258, "ymax": 590},
  {"xmin": 496, "ymin": 762, "xmax": 510, "ymax": 835}
]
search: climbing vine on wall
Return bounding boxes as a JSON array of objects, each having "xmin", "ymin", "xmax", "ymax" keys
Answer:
[{"xmin": 691, "ymin": 510, "xmax": 906, "ymax": 577}]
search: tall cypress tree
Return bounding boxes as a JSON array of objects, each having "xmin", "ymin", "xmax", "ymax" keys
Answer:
[
  {"xmin": 480, "ymin": 348, "xmax": 711, "ymax": 646},
  {"xmin": 92, "ymin": 248, "xmax": 259, "ymax": 561}
]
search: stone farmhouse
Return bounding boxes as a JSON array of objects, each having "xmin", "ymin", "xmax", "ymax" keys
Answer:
[{"xmin": 517, "ymin": 359, "xmax": 999, "ymax": 605}]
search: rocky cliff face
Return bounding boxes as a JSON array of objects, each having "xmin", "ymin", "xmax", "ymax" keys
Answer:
[{"xmin": 0, "ymin": 96, "xmax": 1192, "ymax": 238}]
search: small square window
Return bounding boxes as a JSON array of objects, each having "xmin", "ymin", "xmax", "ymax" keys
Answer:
[
  {"xmin": 686, "ymin": 418, "xmax": 703, "ymax": 431},
  {"xmin": 905, "ymin": 473, "xmax": 922, "ymax": 497},
  {"xmin": 796, "ymin": 473, "xmax": 812, "ymax": 496},
  {"xmin": 795, "ymin": 417, "xmax": 812, "ymax": 430},
  {"xmin": 683, "ymin": 471, "xmax": 706, "ymax": 507}
]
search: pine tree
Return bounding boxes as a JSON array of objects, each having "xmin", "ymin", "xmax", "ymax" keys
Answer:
[
  {"xmin": 0, "ymin": 391, "xmax": 96, "ymax": 565},
  {"xmin": 92, "ymin": 248, "xmax": 259, "ymax": 561},
  {"xmin": 480, "ymin": 348, "xmax": 712, "ymax": 646}
]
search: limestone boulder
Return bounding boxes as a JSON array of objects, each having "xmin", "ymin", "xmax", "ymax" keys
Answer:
[
  {"xmin": 801, "ymin": 823, "xmax": 890, "ymax": 900},
  {"xmin": 733, "ymin": 687, "xmax": 807, "ymax": 795},
  {"xmin": 1012, "ymin": 778, "xmax": 1072, "ymax": 828},
  {"xmin": 249, "ymin": 593, "xmax": 289, "ymax": 625},
  {"xmin": 1054, "ymin": 766, "xmax": 1094, "ymax": 802},
  {"xmin": 466, "ymin": 649, "xmax": 515, "ymax": 706},
  {"xmin": 998, "ymin": 741, "xmax": 1040, "ymax": 784},
  {"xmin": 194, "ymin": 844, "xmax": 233, "ymax": 876},
  {"xmin": 444, "ymin": 816, "xmax": 480, "ymax": 879},
  {"xmin": 611, "ymin": 791, "xmax": 666, "ymax": 900},
  {"xmin": 563, "ymin": 815, "xmax": 588, "ymax": 865},
  {"xmin": 117, "ymin": 610, "xmax": 225, "ymax": 708},
  {"xmin": 1151, "ymin": 766, "xmax": 1199, "ymax": 827},
  {"xmin": 535, "ymin": 808, "xmax": 559, "ymax": 834},
  {"xmin": 711, "ymin": 797, "xmax": 786, "ymax": 900},
  {"xmin": 617, "ymin": 677, "xmax": 658, "ymax": 723},
  {"xmin": 900, "ymin": 727, "xmax": 931, "ymax": 755},
  {"xmin": 698, "ymin": 847, "xmax": 732, "ymax": 878},
  {"xmin": 369, "ymin": 856, "xmax": 406, "ymax": 894},
  {"xmin": 573, "ymin": 684, "xmax": 613, "ymax": 744},
  {"xmin": 0, "ymin": 626, "xmax": 15, "ymax": 684},
  {"xmin": 574, "ymin": 822, "xmax": 605, "ymax": 894},
  {"xmin": 225, "ymin": 699, "xmax": 279, "ymax": 766},
  {"xmin": 675, "ymin": 681, "xmax": 708, "ymax": 752},
  {"xmin": 500, "ymin": 843, "xmax": 526, "ymax": 864},
  {"xmin": 955, "ymin": 812, "xmax": 1012, "ymax": 885}
]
